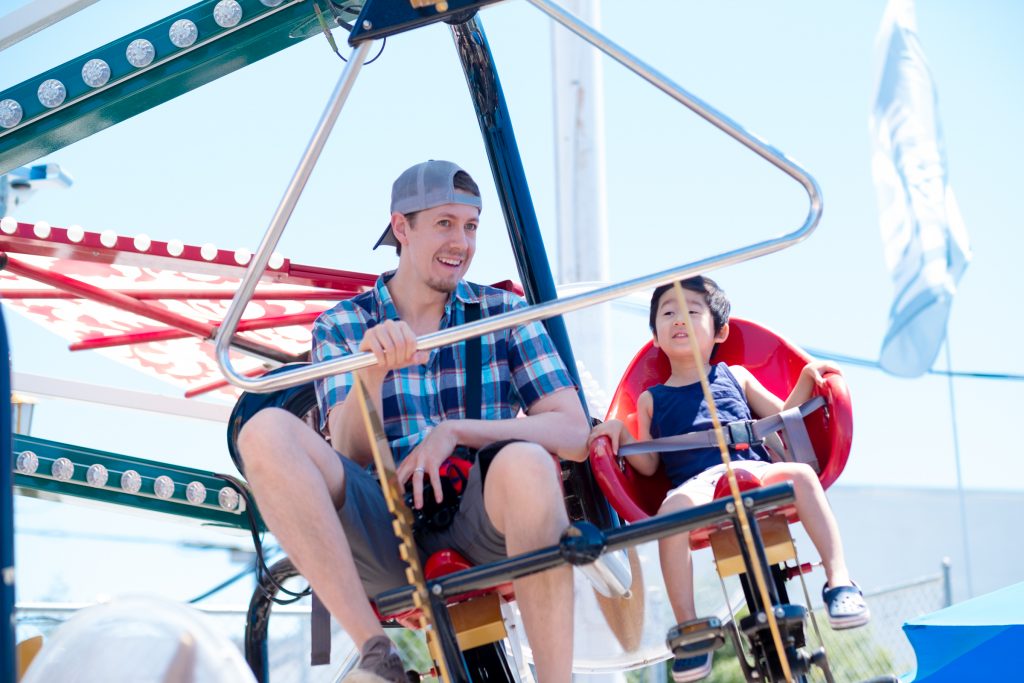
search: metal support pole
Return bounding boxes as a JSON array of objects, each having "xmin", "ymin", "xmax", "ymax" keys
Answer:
[
  {"xmin": 941, "ymin": 556, "xmax": 953, "ymax": 607},
  {"xmin": 1, "ymin": 304, "xmax": 15, "ymax": 683},
  {"xmin": 449, "ymin": 17, "xmax": 583, "ymax": 391},
  {"xmin": 429, "ymin": 591, "xmax": 472, "ymax": 683},
  {"xmin": 732, "ymin": 513, "xmax": 782, "ymax": 615},
  {"xmin": 450, "ymin": 16, "xmax": 612, "ymax": 526}
]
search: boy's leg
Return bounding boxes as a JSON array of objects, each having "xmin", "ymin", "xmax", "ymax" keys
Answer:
[
  {"xmin": 238, "ymin": 408, "xmax": 386, "ymax": 647},
  {"xmin": 658, "ymin": 486, "xmax": 714, "ymax": 623},
  {"xmin": 759, "ymin": 463, "xmax": 851, "ymax": 588}
]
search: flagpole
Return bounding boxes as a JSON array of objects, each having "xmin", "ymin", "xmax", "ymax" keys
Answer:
[{"xmin": 944, "ymin": 328, "xmax": 973, "ymax": 599}]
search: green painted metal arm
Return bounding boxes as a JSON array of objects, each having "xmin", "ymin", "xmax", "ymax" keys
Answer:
[
  {"xmin": 0, "ymin": 0, "xmax": 360, "ymax": 175},
  {"xmin": 12, "ymin": 434, "xmax": 264, "ymax": 532}
]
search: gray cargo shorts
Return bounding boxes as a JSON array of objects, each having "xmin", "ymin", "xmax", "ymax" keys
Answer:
[{"xmin": 336, "ymin": 453, "xmax": 507, "ymax": 598}]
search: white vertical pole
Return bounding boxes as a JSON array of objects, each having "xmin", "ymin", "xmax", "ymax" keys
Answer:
[
  {"xmin": 553, "ymin": 8, "xmax": 623, "ymax": 680},
  {"xmin": 552, "ymin": 0, "xmax": 612, "ymax": 406},
  {"xmin": 944, "ymin": 334, "xmax": 973, "ymax": 599}
]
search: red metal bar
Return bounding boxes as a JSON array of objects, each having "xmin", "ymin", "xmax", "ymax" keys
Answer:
[
  {"xmin": 70, "ymin": 328, "xmax": 187, "ymax": 350},
  {"xmin": 0, "ymin": 221, "xmax": 380, "ymax": 290},
  {"xmin": 70, "ymin": 311, "xmax": 324, "ymax": 351},
  {"xmin": 0, "ymin": 254, "xmax": 295, "ymax": 363},
  {"xmin": 283, "ymin": 263, "xmax": 380, "ymax": 290},
  {"xmin": 0, "ymin": 288, "xmax": 356, "ymax": 300}
]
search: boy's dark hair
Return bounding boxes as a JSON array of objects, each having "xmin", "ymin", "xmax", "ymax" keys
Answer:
[
  {"xmin": 649, "ymin": 276, "xmax": 731, "ymax": 334},
  {"xmin": 398, "ymin": 171, "xmax": 480, "ymax": 256}
]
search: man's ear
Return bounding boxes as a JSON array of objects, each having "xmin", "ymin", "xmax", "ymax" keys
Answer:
[
  {"xmin": 391, "ymin": 212, "xmax": 410, "ymax": 246},
  {"xmin": 715, "ymin": 322, "xmax": 730, "ymax": 344},
  {"xmin": 651, "ymin": 331, "xmax": 661, "ymax": 350}
]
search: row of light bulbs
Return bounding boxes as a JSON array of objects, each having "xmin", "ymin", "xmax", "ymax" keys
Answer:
[
  {"xmin": 0, "ymin": 216, "xmax": 286, "ymax": 269},
  {"xmin": 15, "ymin": 449, "xmax": 242, "ymax": 511},
  {"xmin": 0, "ymin": 0, "xmax": 289, "ymax": 130}
]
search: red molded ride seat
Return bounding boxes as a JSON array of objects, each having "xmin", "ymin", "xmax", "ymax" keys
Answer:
[
  {"xmin": 589, "ymin": 317, "xmax": 852, "ymax": 548},
  {"xmin": 375, "ymin": 549, "xmax": 515, "ymax": 628}
]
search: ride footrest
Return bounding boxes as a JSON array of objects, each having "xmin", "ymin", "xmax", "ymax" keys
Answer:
[
  {"xmin": 738, "ymin": 603, "xmax": 807, "ymax": 638},
  {"xmin": 666, "ymin": 617, "xmax": 725, "ymax": 658}
]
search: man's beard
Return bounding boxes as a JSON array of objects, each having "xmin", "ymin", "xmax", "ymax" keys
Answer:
[
  {"xmin": 425, "ymin": 276, "xmax": 458, "ymax": 294},
  {"xmin": 425, "ymin": 253, "xmax": 466, "ymax": 294}
]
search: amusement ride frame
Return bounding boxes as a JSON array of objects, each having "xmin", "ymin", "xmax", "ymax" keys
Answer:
[{"xmin": 0, "ymin": 1, "xmax": 833, "ymax": 681}]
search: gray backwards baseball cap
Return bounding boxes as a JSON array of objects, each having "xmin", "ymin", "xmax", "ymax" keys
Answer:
[{"xmin": 373, "ymin": 160, "xmax": 482, "ymax": 250}]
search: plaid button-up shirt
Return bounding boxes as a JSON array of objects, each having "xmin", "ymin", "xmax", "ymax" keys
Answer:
[{"xmin": 312, "ymin": 273, "xmax": 575, "ymax": 462}]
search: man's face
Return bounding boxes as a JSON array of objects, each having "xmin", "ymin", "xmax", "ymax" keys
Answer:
[
  {"xmin": 652, "ymin": 288, "xmax": 726, "ymax": 361},
  {"xmin": 395, "ymin": 202, "xmax": 479, "ymax": 294}
]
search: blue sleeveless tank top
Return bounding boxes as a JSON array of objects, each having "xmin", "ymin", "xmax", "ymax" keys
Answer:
[{"xmin": 648, "ymin": 363, "xmax": 770, "ymax": 487}]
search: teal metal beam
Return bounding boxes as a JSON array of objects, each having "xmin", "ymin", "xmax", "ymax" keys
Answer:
[
  {"xmin": 0, "ymin": 0, "xmax": 359, "ymax": 175},
  {"xmin": 12, "ymin": 434, "xmax": 264, "ymax": 531}
]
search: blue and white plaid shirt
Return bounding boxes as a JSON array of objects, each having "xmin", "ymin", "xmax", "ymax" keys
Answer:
[{"xmin": 312, "ymin": 273, "xmax": 575, "ymax": 462}]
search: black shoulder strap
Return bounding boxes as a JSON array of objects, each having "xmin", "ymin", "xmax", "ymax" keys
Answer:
[{"xmin": 465, "ymin": 301, "xmax": 482, "ymax": 420}]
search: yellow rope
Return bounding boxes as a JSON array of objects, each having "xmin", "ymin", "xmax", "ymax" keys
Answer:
[
  {"xmin": 671, "ymin": 281, "xmax": 793, "ymax": 682},
  {"xmin": 351, "ymin": 374, "xmax": 452, "ymax": 683}
]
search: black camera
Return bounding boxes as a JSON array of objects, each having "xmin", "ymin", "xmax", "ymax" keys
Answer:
[{"xmin": 405, "ymin": 475, "xmax": 463, "ymax": 533}]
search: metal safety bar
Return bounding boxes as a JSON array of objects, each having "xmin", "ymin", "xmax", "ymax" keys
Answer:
[
  {"xmin": 212, "ymin": 39, "xmax": 372, "ymax": 389},
  {"xmin": 214, "ymin": 4, "xmax": 822, "ymax": 394},
  {"xmin": 374, "ymin": 482, "xmax": 796, "ymax": 616}
]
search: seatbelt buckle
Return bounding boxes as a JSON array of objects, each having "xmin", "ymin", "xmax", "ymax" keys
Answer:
[{"xmin": 726, "ymin": 420, "xmax": 760, "ymax": 449}]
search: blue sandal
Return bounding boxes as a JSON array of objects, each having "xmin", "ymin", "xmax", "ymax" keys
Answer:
[
  {"xmin": 822, "ymin": 582, "xmax": 870, "ymax": 630},
  {"xmin": 671, "ymin": 652, "xmax": 712, "ymax": 682}
]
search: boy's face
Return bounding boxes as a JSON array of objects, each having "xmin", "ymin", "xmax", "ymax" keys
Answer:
[{"xmin": 652, "ymin": 287, "xmax": 728, "ymax": 361}]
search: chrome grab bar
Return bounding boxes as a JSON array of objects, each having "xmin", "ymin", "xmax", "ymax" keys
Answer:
[{"xmin": 214, "ymin": 4, "xmax": 822, "ymax": 394}]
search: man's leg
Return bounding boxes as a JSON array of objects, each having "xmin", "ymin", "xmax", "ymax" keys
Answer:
[
  {"xmin": 238, "ymin": 407, "xmax": 384, "ymax": 646},
  {"xmin": 483, "ymin": 442, "xmax": 573, "ymax": 683}
]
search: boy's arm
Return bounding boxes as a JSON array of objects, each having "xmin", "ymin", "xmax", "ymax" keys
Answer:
[
  {"xmin": 782, "ymin": 360, "xmax": 842, "ymax": 411},
  {"xmin": 631, "ymin": 391, "xmax": 661, "ymax": 475},
  {"xmin": 733, "ymin": 360, "xmax": 842, "ymax": 418},
  {"xmin": 585, "ymin": 390, "xmax": 660, "ymax": 476}
]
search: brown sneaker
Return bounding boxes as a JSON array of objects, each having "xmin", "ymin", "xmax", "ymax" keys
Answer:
[{"xmin": 344, "ymin": 635, "xmax": 415, "ymax": 683}]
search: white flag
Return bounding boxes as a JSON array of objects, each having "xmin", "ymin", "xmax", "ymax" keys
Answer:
[{"xmin": 871, "ymin": 0, "xmax": 971, "ymax": 377}]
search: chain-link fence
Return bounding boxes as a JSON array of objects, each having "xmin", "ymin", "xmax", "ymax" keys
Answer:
[
  {"xmin": 639, "ymin": 565, "xmax": 950, "ymax": 683},
  {"xmin": 806, "ymin": 570, "xmax": 949, "ymax": 683}
]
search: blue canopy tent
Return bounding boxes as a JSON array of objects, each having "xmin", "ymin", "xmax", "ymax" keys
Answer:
[{"xmin": 903, "ymin": 581, "xmax": 1024, "ymax": 681}]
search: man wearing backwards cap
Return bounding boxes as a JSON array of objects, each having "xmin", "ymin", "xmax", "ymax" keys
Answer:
[{"xmin": 238, "ymin": 161, "xmax": 589, "ymax": 682}]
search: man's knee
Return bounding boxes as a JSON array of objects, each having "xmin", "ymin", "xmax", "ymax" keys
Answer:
[
  {"xmin": 488, "ymin": 441, "xmax": 560, "ymax": 490},
  {"xmin": 483, "ymin": 442, "xmax": 566, "ymax": 541},
  {"xmin": 237, "ymin": 407, "xmax": 304, "ymax": 472},
  {"xmin": 484, "ymin": 441, "xmax": 564, "ymax": 518}
]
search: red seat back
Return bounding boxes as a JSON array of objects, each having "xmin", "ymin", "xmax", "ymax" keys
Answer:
[{"xmin": 591, "ymin": 318, "xmax": 853, "ymax": 523}]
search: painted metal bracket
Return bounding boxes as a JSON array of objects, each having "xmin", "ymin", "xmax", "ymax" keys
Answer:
[{"xmin": 0, "ymin": 0, "xmax": 363, "ymax": 175}]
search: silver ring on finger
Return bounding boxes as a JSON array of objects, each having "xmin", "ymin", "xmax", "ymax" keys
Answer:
[{"xmin": 414, "ymin": 466, "xmax": 426, "ymax": 475}]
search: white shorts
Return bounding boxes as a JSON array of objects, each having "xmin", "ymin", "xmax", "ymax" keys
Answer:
[{"xmin": 664, "ymin": 459, "xmax": 771, "ymax": 504}]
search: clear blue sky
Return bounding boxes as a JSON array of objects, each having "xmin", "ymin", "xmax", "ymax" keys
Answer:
[{"xmin": 3, "ymin": 0, "xmax": 1023, "ymax": 605}]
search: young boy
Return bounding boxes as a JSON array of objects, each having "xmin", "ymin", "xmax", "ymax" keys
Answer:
[{"xmin": 589, "ymin": 276, "xmax": 869, "ymax": 683}]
